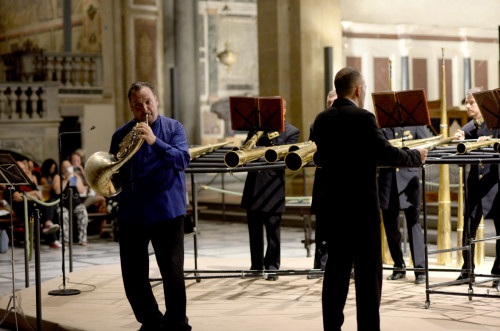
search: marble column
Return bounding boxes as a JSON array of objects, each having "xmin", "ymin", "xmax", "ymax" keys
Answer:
[
  {"xmin": 401, "ymin": 56, "xmax": 409, "ymax": 91},
  {"xmin": 173, "ymin": 0, "xmax": 200, "ymax": 145},
  {"xmin": 463, "ymin": 58, "xmax": 471, "ymax": 94}
]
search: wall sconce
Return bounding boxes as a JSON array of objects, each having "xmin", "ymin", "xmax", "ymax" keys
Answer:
[{"xmin": 217, "ymin": 42, "xmax": 237, "ymax": 72}]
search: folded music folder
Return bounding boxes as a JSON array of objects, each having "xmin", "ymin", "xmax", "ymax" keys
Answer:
[
  {"xmin": 472, "ymin": 88, "xmax": 500, "ymax": 130},
  {"xmin": 372, "ymin": 89, "xmax": 431, "ymax": 128},
  {"xmin": 229, "ymin": 96, "xmax": 285, "ymax": 132}
]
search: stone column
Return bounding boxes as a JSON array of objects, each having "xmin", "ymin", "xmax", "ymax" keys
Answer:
[
  {"xmin": 463, "ymin": 58, "xmax": 471, "ymax": 94},
  {"xmin": 257, "ymin": 0, "xmax": 342, "ymax": 140},
  {"xmin": 401, "ymin": 56, "xmax": 409, "ymax": 91},
  {"xmin": 173, "ymin": 0, "xmax": 200, "ymax": 145}
]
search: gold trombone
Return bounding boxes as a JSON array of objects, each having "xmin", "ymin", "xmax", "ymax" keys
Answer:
[
  {"xmin": 265, "ymin": 141, "xmax": 314, "ymax": 163},
  {"xmin": 391, "ymin": 135, "xmax": 443, "ymax": 148},
  {"xmin": 232, "ymin": 131, "xmax": 264, "ymax": 151},
  {"xmin": 411, "ymin": 136, "xmax": 457, "ymax": 150},
  {"xmin": 189, "ymin": 141, "xmax": 233, "ymax": 160},
  {"xmin": 284, "ymin": 142, "xmax": 317, "ymax": 171},
  {"xmin": 456, "ymin": 138, "xmax": 500, "ymax": 154},
  {"xmin": 224, "ymin": 131, "xmax": 266, "ymax": 167},
  {"xmin": 224, "ymin": 146, "xmax": 269, "ymax": 168}
]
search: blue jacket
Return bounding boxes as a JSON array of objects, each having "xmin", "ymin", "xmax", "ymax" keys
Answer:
[{"xmin": 110, "ymin": 116, "xmax": 190, "ymax": 224}]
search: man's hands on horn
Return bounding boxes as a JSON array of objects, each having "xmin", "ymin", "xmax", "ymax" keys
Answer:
[{"xmin": 136, "ymin": 122, "xmax": 156, "ymax": 145}]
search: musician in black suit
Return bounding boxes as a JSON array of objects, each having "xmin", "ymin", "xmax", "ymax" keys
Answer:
[
  {"xmin": 241, "ymin": 101, "xmax": 300, "ymax": 280},
  {"xmin": 456, "ymin": 87, "xmax": 500, "ymax": 286},
  {"xmin": 311, "ymin": 67, "xmax": 427, "ymax": 330},
  {"xmin": 379, "ymin": 126, "xmax": 428, "ymax": 284}
]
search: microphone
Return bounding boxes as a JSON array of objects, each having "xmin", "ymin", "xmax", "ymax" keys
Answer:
[
  {"xmin": 50, "ymin": 124, "xmax": 96, "ymax": 296},
  {"xmin": 59, "ymin": 125, "xmax": 96, "ymax": 137}
]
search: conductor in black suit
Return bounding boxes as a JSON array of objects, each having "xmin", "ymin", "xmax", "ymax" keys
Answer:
[
  {"xmin": 456, "ymin": 87, "xmax": 500, "ymax": 286},
  {"xmin": 378, "ymin": 126, "xmax": 427, "ymax": 284},
  {"xmin": 311, "ymin": 67, "xmax": 427, "ymax": 330},
  {"xmin": 241, "ymin": 100, "xmax": 300, "ymax": 280}
]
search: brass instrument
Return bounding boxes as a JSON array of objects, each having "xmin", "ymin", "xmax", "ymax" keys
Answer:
[
  {"xmin": 437, "ymin": 48, "xmax": 452, "ymax": 264},
  {"xmin": 456, "ymin": 138, "xmax": 500, "ymax": 154},
  {"xmin": 264, "ymin": 141, "xmax": 314, "ymax": 163},
  {"xmin": 495, "ymin": 142, "xmax": 500, "ymax": 153},
  {"xmin": 189, "ymin": 141, "xmax": 232, "ymax": 160},
  {"xmin": 84, "ymin": 114, "xmax": 148, "ymax": 197},
  {"xmin": 411, "ymin": 136, "xmax": 456, "ymax": 150},
  {"xmin": 232, "ymin": 131, "xmax": 264, "ymax": 151},
  {"xmin": 391, "ymin": 135, "xmax": 443, "ymax": 148},
  {"xmin": 284, "ymin": 142, "xmax": 317, "ymax": 171},
  {"xmin": 224, "ymin": 146, "xmax": 269, "ymax": 168}
]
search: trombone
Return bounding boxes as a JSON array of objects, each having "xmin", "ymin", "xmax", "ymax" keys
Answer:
[
  {"xmin": 189, "ymin": 141, "xmax": 233, "ymax": 160},
  {"xmin": 456, "ymin": 138, "xmax": 500, "ymax": 154},
  {"xmin": 284, "ymin": 142, "xmax": 317, "ymax": 171},
  {"xmin": 265, "ymin": 141, "xmax": 314, "ymax": 163}
]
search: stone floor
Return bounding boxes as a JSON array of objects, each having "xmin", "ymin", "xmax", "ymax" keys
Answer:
[{"xmin": 1, "ymin": 218, "xmax": 500, "ymax": 330}]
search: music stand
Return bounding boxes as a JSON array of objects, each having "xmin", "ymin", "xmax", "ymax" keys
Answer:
[
  {"xmin": 472, "ymin": 88, "xmax": 500, "ymax": 130},
  {"xmin": 372, "ymin": 89, "xmax": 431, "ymax": 141},
  {"xmin": 229, "ymin": 96, "xmax": 285, "ymax": 132},
  {"xmin": 0, "ymin": 153, "xmax": 34, "ymax": 330}
]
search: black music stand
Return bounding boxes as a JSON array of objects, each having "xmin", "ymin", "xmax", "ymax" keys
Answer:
[
  {"xmin": 229, "ymin": 96, "xmax": 285, "ymax": 132},
  {"xmin": 473, "ymin": 88, "xmax": 500, "ymax": 130},
  {"xmin": 0, "ymin": 153, "xmax": 34, "ymax": 330},
  {"xmin": 372, "ymin": 89, "xmax": 431, "ymax": 139}
]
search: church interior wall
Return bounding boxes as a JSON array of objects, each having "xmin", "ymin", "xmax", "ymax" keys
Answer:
[{"xmin": 0, "ymin": 0, "xmax": 498, "ymax": 161}]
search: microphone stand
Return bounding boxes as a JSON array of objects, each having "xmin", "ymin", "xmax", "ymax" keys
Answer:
[{"xmin": 49, "ymin": 126, "xmax": 95, "ymax": 296}]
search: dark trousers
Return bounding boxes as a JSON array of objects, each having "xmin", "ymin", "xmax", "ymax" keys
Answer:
[
  {"xmin": 462, "ymin": 203, "xmax": 500, "ymax": 275},
  {"xmin": 322, "ymin": 217, "xmax": 381, "ymax": 331},
  {"xmin": 247, "ymin": 210, "xmax": 281, "ymax": 270},
  {"xmin": 382, "ymin": 203, "xmax": 425, "ymax": 275},
  {"xmin": 119, "ymin": 216, "xmax": 190, "ymax": 330},
  {"xmin": 314, "ymin": 214, "xmax": 328, "ymax": 270}
]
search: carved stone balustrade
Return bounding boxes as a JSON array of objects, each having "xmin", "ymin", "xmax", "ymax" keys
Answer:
[
  {"xmin": 0, "ymin": 82, "xmax": 61, "ymax": 163},
  {"xmin": 0, "ymin": 51, "xmax": 103, "ymax": 96}
]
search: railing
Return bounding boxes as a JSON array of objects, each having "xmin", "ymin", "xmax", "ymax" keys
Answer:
[
  {"xmin": 0, "ymin": 82, "xmax": 59, "ymax": 121},
  {"xmin": 0, "ymin": 51, "xmax": 102, "ymax": 95}
]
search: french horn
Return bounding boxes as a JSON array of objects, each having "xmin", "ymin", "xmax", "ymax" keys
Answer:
[{"xmin": 84, "ymin": 115, "xmax": 148, "ymax": 197}]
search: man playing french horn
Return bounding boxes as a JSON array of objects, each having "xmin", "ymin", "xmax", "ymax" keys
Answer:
[{"xmin": 109, "ymin": 82, "xmax": 192, "ymax": 331}]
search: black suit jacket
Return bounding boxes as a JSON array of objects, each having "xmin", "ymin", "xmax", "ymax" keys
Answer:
[
  {"xmin": 378, "ymin": 126, "xmax": 428, "ymax": 210},
  {"xmin": 311, "ymin": 98, "xmax": 422, "ymax": 229},
  {"xmin": 462, "ymin": 120, "xmax": 500, "ymax": 218},
  {"xmin": 241, "ymin": 121, "xmax": 300, "ymax": 213}
]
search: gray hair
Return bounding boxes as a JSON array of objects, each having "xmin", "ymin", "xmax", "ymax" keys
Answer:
[
  {"xmin": 466, "ymin": 87, "xmax": 483, "ymax": 97},
  {"xmin": 128, "ymin": 82, "xmax": 156, "ymax": 102}
]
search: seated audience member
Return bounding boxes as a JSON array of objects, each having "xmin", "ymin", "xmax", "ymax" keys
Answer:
[
  {"xmin": 28, "ymin": 159, "xmax": 42, "ymax": 184},
  {"xmin": 12, "ymin": 161, "xmax": 61, "ymax": 248},
  {"xmin": 40, "ymin": 158, "xmax": 58, "ymax": 186},
  {"xmin": 70, "ymin": 150, "xmax": 109, "ymax": 238},
  {"xmin": 69, "ymin": 151, "xmax": 87, "ymax": 186},
  {"xmin": 52, "ymin": 160, "xmax": 89, "ymax": 245}
]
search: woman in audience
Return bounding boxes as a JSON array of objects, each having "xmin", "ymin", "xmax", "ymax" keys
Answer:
[
  {"xmin": 40, "ymin": 158, "xmax": 58, "ymax": 186},
  {"xmin": 52, "ymin": 160, "xmax": 89, "ymax": 246}
]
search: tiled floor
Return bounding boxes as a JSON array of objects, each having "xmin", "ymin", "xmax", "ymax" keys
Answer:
[{"xmin": 1, "ymin": 218, "xmax": 500, "ymax": 330}]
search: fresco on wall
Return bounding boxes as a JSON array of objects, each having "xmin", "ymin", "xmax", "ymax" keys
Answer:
[
  {"xmin": 82, "ymin": 0, "xmax": 102, "ymax": 53},
  {"xmin": 0, "ymin": 0, "xmax": 89, "ymax": 54},
  {"xmin": 134, "ymin": 18, "xmax": 157, "ymax": 89}
]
